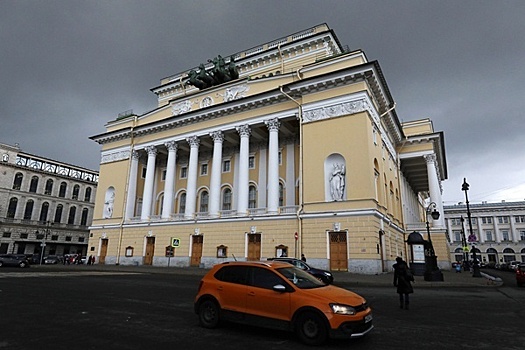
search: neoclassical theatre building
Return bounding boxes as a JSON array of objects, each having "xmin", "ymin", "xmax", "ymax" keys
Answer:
[{"xmin": 89, "ymin": 24, "xmax": 448, "ymax": 274}]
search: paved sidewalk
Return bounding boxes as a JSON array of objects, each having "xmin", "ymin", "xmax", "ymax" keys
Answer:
[{"xmin": 31, "ymin": 264, "xmax": 503, "ymax": 288}]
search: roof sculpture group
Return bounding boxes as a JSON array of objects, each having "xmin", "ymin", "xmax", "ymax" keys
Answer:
[{"xmin": 187, "ymin": 55, "xmax": 239, "ymax": 90}]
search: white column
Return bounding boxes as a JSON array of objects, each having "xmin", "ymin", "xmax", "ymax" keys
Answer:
[
  {"xmin": 425, "ymin": 154, "xmax": 444, "ymax": 228},
  {"xmin": 185, "ymin": 136, "xmax": 200, "ymax": 219},
  {"xmin": 162, "ymin": 141, "xmax": 178, "ymax": 219},
  {"xmin": 265, "ymin": 118, "xmax": 280, "ymax": 214},
  {"xmin": 493, "ymin": 216, "xmax": 501, "ymax": 242},
  {"xmin": 509, "ymin": 215, "xmax": 518, "ymax": 242},
  {"xmin": 125, "ymin": 151, "xmax": 140, "ymax": 220},
  {"xmin": 257, "ymin": 148, "xmax": 267, "ymax": 208},
  {"xmin": 209, "ymin": 131, "xmax": 224, "ymax": 218},
  {"xmin": 477, "ymin": 217, "xmax": 485, "ymax": 243},
  {"xmin": 285, "ymin": 142, "xmax": 295, "ymax": 206},
  {"xmin": 141, "ymin": 146, "xmax": 157, "ymax": 220},
  {"xmin": 236, "ymin": 125, "xmax": 251, "ymax": 215}
]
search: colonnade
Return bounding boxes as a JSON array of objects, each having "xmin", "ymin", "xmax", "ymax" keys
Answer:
[{"xmin": 124, "ymin": 118, "xmax": 284, "ymax": 221}]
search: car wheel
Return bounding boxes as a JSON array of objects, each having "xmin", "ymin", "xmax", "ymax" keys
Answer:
[
  {"xmin": 19, "ymin": 261, "xmax": 27, "ymax": 268},
  {"xmin": 0, "ymin": 261, "xmax": 3, "ymax": 267},
  {"xmin": 198, "ymin": 299, "xmax": 220, "ymax": 329},
  {"xmin": 295, "ymin": 311, "xmax": 328, "ymax": 345}
]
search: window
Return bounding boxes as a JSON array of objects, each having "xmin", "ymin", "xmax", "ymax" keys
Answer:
[
  {"xmin": 222, "ymin": 188, "xmax": 232, "ymax": 211},
  {"xmin": 29, "ymin": 176, "xmax": 39, "ymax": 193},
  {"xmin": 12, "ymin": 173, "xmax": 23, "ymax": 190},
  {"xmin": 78, "ymin": 237, "xmax": 85, "ymax": 243},
  {"xmin": 502, "ymin": 230, "xmax": 510, "ymax": 241},
  {"xmin": 217, "ymin": 245, "xmax": 227, "ymax": 258},
  {"xmin": 485, "ymin": 230, "xmax": 493, "ymax": 241},
  {"xmin": 515, "ymin": 216, "xmax": 525, "ymax": 223},
  {"xmin": 68, "ymin": 207, "xmax": 76, "ymax": 225},
  {"xmin": 7, "ymin": 198, "xmax": 18, "ymax": 218},
  {"xmin": 222, "ymin": 160, "xmax": 231, "ymax": 173},
  {"xmin": 59, "ymin": 182, "xmax": 67, "ymax": 198},
  {"xmin": 51, "ymin": 235, "xmax": 58, "ymax": 241},
  {"xmin": 45, "ymin": 179, "xmax": 53, "ymax": 195},
  {"xmin": 39, "ymin": 202, "xmax": 49, "ymax": 222},
  {"xmin": 72, "ymin": 185, "xmax": 80, "ymax": 200},
  {"xmin": 199, "ymin": 191, "xmax": 209, "ymax": 213},
  {"xmin": 23, "ymin": 200, "xmax": 34, "ymax": 220},
  {"xmin": 141, "ymin": 166, "xmax": 147, "ymax": 178},
  {"xmin": 179, "ymin": 193, "xmax": 186, "ymax": 213},
  {"xmin": 520, "ymin": 231, "xmax": 525, "ymax": 241},
  {"xmin": 451, "ymin": 218, "xmax": 462, "ymax": 226},
  {"xmin": 161, "ymin": 169, "xmax": 167, "ymax": 181},
  {"xmin": 251, "ymin": 267, "xmax": 285, "ymax": 290},
  {"xmin": 20, "ymin": 233, "xmax": 28, "ymax": 239},
  {"xmin": 453, "ymin": 231, "xmax": 462, "ymax": 242},
  {"xmin": 498, "ymin": 216, "xmax": 509, "ymax": 224},
  {"xmin": 65, "ymin": 236, "xmax": 72, "ymax": 242},
  {"xmin": 84, "ymin": 187, "xmax": 92, "ymax": 201},
  {"xmin": 482, "ymin": 217, "xmax": 493, "ymax": 224},
  {"xmin": 180, "ymin": 166, "xmax": 188, "ymax": 179},
  {"xmin": 200, "ymin": 163, "xmax": 208, "ymax": 176},
  {"xmin": 276, "ymin": 244, "xmax": 288, "ymax": 257},
  {"xmin": 81, "ymin": 208, "xmax": 89, "ymax": 226},
  {"xmin": 278, "ymin": 182, "xmax": 284, "ymax": 207},
  {"xmin": 54, "ymin": 204, "xmax": 63, "ymax": 223},
  {"xmin": 278, "ymin": 151, "xmax": 282, "ymax": 165},
  {"xmin": 248, "ymin": 155, "xmax": 255, "ymax": 169},
  {"xmin": 215, "ymin": 265, "xmax": 249, "ymax": 285},
  {"xmin": 3, "ymin": 232, "xmax": 11, "ymax": 238},
  {"xmin": 125, "ymin": 246, "xmax": 134, "ymax": 257},
  {"xmin": 248, "ymin": 185, "xmax": 257, "ymax": 209}
]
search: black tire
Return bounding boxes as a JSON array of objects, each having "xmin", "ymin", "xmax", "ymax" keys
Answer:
[
  {"xmin": 0, "ymin": 261, "xmax": 3, "ymax": 267},
  {"xmin": 295, "ymin": 311, "xmax": 328, "ymax": 345},
  {"xmin": 198, "ymin": 299, "xmax": 220, "ymax": 329}
]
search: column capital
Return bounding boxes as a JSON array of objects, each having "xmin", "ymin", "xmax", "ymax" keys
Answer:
[
  {"xmin": 186, "ymin": 135, "xmax": 200, "ymax": 148},
  {"xmin": 265, "ymin": 118, "xmax": 281, "ymax": 132},
  {"xmin": 236, "ymin": 124, "xmax": 251, "ymax": 138},
  {"xmin": 210, "ymin": 130, "xmax": 224, "ymax": 143},
  {"xmin": 131, "ymin": 150, "xmax": 140, "ymax": 160},
  {"xmin": 424, "ymin": 153, "xmax": 437, "ymax": 163},
  {"xmin": 145, "ymin": 145, "xmax": 157, "ymax": 156},
  {"xmin": 164, "ymin": 140, "xmax": 178, "ymax": 152}
]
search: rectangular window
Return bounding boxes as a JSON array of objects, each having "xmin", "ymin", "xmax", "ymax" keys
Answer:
[
  {"xmin": 222, "ymin": 160, "xmax": 231, "ymax": 173},
  {"xmin": 520, "ymin": 230, "xmax": 525, "ymax": 241},
  {"xmin": 161, "ymin": 169, "xmax": 167, "ymax": 181},
  {"xmin": 51, "ymin": 235, "xmax": 58, "ymax": 241},
  {"xmin": 515, "ymin": 216, "xmax": 525, "ymax": 223},
  {"xmin": 248, "ymin": 155, "xmax": 255, "ymax": 169},
  {"xmin": 454, "ymin": 232, "xmax": 462, "ymax": 242},
  {"xmin": 501, "ymin": 230, "xmax": 510, "ymax": 241},
  {"xmin": 2, "ymin": 232, "xmax": 11, "ymax": 238},
  {"xmin": 141, "ymin": 166, "xmax": 147, "ymax": 179},
  {"xmin": 78, "ymin": 237, "xmax": 85, "ymax": 243},
  {"xmin": 498, "ymin": 216, "xmax": 509, "ymax": 224},
  {"xmin": 485, "ymin": 230, "xmax": 493, "ymax": 241},
  {"xmin": 65, "ymin": 236, "xmax": 72, "ymax": 242},
  {"xmin": 482, "ymin": 217, "xmax": 493, "ymax": 224},
  {"xmin": 20, "ymin": 233, "xmax": 28, "ymax": 239},
  {"xmin": 200, "ymin": 163, "xmax": 208, "ymax": 176},
  {"xmin": 180, "ymin": 166, "xmax": 187, "ymax": 179},
  {"xmin": 278, "ymin": 151, "xmax": 282, "ymax": 165}
]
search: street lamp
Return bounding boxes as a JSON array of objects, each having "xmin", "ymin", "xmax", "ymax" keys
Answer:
[
  {"xmin": 461, "ymin": 178, "xmax": 482, "ymax": 277},
  {"xmin": 36, "ymin": 221, "xmax": 52, "ymax": 265},
  {"xmin": 424, "ymin": 202, "xmax": 444, "ymax": 281}
]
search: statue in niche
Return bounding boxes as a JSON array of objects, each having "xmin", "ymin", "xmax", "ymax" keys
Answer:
[
  {"xmin": 329, "ymin": 163, "xmax": 346, "ymax": 201},
  {"xmin": 103, "ymin": 188, "xmax": 115, "ymax": 219}
]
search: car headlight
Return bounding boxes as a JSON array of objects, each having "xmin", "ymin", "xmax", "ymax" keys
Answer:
[{"xmin": 330, "ymin": 303, "xmax": 356, "ymax": 315}]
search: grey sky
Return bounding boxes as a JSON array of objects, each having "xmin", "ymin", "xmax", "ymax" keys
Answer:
[{"xmin": 2, "ymin": 0, "xmax": 524, "ymax": 205}]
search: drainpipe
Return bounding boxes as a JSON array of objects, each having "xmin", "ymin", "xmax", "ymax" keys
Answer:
[
  {"xmin": 116, "ymin": 115, "xmax": 138, "ymax": 265},
  {"xmin": 279, "ymin": 86, "xmax": 304, "ymax": 257}
]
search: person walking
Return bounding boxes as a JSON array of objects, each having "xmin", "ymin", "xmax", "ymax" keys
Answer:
[{"xmin": 393, "ymin": 257, "xmax": 414, "ymax": 310}]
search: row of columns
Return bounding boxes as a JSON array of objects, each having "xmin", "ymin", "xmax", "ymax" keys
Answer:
[{"xmin": 125, "ymin": 118, "xmax": 282, "ymax": 220}]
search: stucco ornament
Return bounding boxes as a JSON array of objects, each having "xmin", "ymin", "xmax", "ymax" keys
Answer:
[{"xmin": 172, "ymin": 100, "xmax": 192, "ymax": 116}]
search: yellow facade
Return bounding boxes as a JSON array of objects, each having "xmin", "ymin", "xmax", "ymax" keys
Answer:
[{"xmin": 89, "ymin": 24, "xmax": 448, "ymax": 274}]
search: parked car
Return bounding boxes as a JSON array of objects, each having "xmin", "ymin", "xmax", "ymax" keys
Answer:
[
  {"xmin": 194, "ymin": 261, "xmax": 373, "ymax": 345},
  {"xmin": 267, "ymin": 257, "xmax": 334, "ymax": 284},
  {"xmin": 0, "ymin": 254, "xmax": 30, "ymax": 268},
  {"xmin": 44, "ymin": 255, "xmax": 63, "ymax": 264},
  {"xmin": 509, "ymin": 261, "xmax": 521, "ymax": 271},
  {"xmin": 516, "ymin": 263, "xmax": 525, "ymax": 287}
]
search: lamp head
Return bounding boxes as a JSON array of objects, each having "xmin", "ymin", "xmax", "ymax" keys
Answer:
[
  {"xmin": 462, "ymin": 178, "xmax": 469, "ymax": 191},
  {"xmin": 431, "ymin": 209, "xmax": 440, "ymax": 220}
]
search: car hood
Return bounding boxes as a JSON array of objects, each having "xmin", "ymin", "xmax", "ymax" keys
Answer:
[{"xmin": 299, "ymin": 285, "xmax": 366, "ymax": 305}]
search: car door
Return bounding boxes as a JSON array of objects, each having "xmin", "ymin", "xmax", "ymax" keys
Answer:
[
  {"xmin": 214, "ymin": 265, "xmax": 249, "ymax": 316},
  {"xmin": 245, "ymin": 266, "xmax": 292, "ymax": 322}
]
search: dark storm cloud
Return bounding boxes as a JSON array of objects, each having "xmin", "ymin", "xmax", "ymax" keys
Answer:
[{"xmin": 1, "ymin": 0, "xmax": 524, "ymax": 203}]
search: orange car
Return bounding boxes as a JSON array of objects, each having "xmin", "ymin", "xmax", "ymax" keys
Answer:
[{"xmin": 194, "ymin": 261, "xmax": 373, "ymax": 345}]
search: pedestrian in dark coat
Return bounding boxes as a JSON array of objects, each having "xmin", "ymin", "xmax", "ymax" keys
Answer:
[{"xmin": 393, "ymin": 257, "xmax": 414, "ymax": 310}]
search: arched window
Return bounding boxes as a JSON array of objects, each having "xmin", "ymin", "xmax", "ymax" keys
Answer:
[
  {"xmin": 45, "ymin": 179, "xmax": 54, "ymax": 195},
  {"xmin": 199, "ymin": 191, "xmax": 209, "ymax": 213},
  {"xmin": 222, "ymin": 188, "xmax": 232, "ymax": 211},
  {"xmin": 12, "ymin": 173, "xmax": 23, "ymax": 190},
  {"xmin": 68, "ymin": 206, "xmax": 76, "ymax": 225},
  {"xmin": 59, "ymin": 182, "xmax": 67, "ymax": 198},
  {"xmin": 29, "ymin": 176, "xmax": 39, "ymax": 193},
  {"xmin": 278, "ymin": 182, "xmax": 284, "ymax": 207},
  {"xmin": 248, "ymin": 185, "xmax": 257, "ymax": 209},
  {"xmin": 24, "ymin": 199, "xmax": 34, "ymax": 220},
  {"xmin": 72, "ymin": 185, "xmax": 80, "ymax": 200},
  {"xmin": 81, "ymin": 208, "xmax": 89, "ymax": 226},
  {"xmin": 179, "ymin": 192, "xmax": 186, "ymax": 214},
  {"xmin": 39, "ymin": 202, "xmax": 49, "ymax": 222},
  {"xmin": 7, "ymin": 197, "xmax": 18, "ymax": 218},
  {"xmin": 54, "ymin": 204, "xmax": 63, "ymax": 223},
  {"xmin": 84, "ymin": 187, "xmax": 92, "ymax": 201}
]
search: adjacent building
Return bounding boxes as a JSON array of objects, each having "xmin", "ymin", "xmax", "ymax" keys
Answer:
[
  {"xmin": 88, "ymin": 24, "xmax": 448, "ymax": 274},
  {"xmin": 0, "ymin": 142, "xmax": 98, "ymax": 260},
  {"xmin": 444, "ymin": 201, "xmax": 525, "ymax": 265}
]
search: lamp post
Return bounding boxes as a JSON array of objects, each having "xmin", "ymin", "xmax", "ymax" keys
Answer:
[
  {"xmin": 461, "ymin": 178, "xmax": 482, "ymax": 277},
  {"xmin": 36, "ymin": 221, "xmax": 52, "ymax": 265},
  {"xmin": 424, "ymin": 202, "xmax": 444, "ymax": 281}
]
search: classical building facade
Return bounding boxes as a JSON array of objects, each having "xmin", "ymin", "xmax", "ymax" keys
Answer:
[
  {"xmin": 89, "ymin": 24, "xmax": 448, "ymax": 274},
  {"xmin": 444, "ymin": 201, "xmax": 525, "ymax": 265},
  {"xmin": 0, "ymin": 142, "xmax": 98, "ymax": 259}
]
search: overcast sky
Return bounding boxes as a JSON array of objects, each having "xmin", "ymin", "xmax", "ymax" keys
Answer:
[{"xmin": 2, "ymin": 0, "xmax": 524, "ymax": 205}]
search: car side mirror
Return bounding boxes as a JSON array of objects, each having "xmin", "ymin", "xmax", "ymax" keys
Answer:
[{"xmin": 273, "ymin": 284, "xmax": 287, "ymax": 293}]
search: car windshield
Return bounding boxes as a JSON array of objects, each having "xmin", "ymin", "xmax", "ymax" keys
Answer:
[{"xmin": 276, "ymin": 266, "xmax": 326, "ymax": 289}]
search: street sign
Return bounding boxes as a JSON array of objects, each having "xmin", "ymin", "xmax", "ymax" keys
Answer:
[{"xmin": 171, "ymin": 237, "xmax": 180, "ymax": 248}]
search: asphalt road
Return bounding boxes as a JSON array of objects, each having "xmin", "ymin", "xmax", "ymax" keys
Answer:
[{"xmin": 0, "ymin": 266, "xmax": 523, "ymax": 350}]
